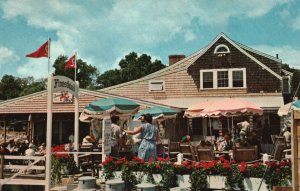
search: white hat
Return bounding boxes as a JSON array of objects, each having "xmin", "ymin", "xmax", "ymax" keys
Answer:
[{"xmin": 29, "ymin": 143, "xmax": 35, "ymax": 148}]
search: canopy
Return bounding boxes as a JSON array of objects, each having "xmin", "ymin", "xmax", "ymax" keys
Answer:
[
  {"xmin": 133, "ymin": 106, "xmax": 179, "ymax": 120},
  {"xmin": 278, "ymin": 100, "xmax": 300, "ymax": 116},
  {"xmin": 185, "ymin": 98, "xmax": 263, "ymax": 118},
  {"xmin": 79, "ymin": 97, "xmax": 140, "ymax": 121}
]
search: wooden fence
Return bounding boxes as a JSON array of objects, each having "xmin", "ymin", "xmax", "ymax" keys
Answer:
[{"xmin": 0, "ymin": 155, "xmax": 46, "ymax": 188}]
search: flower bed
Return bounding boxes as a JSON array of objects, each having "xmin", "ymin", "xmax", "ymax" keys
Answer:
[{"xmin": 101, "ymin": 156, "xmax": 291, "ymax": 191}]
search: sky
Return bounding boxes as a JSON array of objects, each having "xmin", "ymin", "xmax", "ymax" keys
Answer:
[{"xmin": 0, "ymin": 0, "xmax": 300, "ymax": 79}]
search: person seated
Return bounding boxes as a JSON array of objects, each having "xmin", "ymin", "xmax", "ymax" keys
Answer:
[
  {"xmin": 218, "ymin": 134, "xmax": 233, "ymax": 152},
  {"xmin": 0, "ymin": 143, "xmax": 9, "ymax": 155},
  {"xmin": 181, "ymin": 135, "xmax": 191, "ymax": 144},
  {"xmin": 217, "ymin": 134, "xmax": 233, "ymax": 160},
  {"xmin": 38, "ymin": 143, "xmax": 46, "ymax": 155},
  {"xmin": 25, "ymin": 143, "xmax": 36, "ymax": 156}
]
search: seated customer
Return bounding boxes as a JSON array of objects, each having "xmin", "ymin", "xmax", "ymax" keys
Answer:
[
  {"xmin": 218, "ymin": 134, "xmax": 233, "ymax": 160},
  {"xmin": 218, "ymin": 134, "xmax": 233, "ymax": 152}
]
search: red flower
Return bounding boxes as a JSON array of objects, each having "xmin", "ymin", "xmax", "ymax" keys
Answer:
[
  {"xmin": 156, "ymin": 164, "xmax": 161, "ymax": 169},
  {"xmin": 239, "ymin": 162, "xmax": 246, "ymax": 173},
  {"xmin": 223, "ymin": 161, "xmax": 231, "ymax": 169}
]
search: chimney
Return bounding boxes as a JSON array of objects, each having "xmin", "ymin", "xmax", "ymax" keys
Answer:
[
  {"xmin": 276, "ymin": 54, "xmax": 279, "ymax": 59},
  {"xmin": 168, "ymin": 55, "xmax": 186, "ymax": 66}
]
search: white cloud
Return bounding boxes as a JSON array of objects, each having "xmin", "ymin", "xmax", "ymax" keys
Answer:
[
  {"xmin": 17, "ymin": 40, "xmax": 65, "ymax": 78},
  {"xmin": 252, "ymin": 44, "xmax": 300, "ymax": 69},
  {"xmin": 0, "ymin": 0, "xmax": 294, "ymax": 78},
  {"xmin": 184, "ymin": 30, "xmax": 197, "ymax": 42},
  {"xmin": 0, "ymin": 46, "xmax": 19, "ymax": 66}
]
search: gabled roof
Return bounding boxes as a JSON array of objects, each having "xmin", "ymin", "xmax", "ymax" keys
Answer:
[
  {"xmin": 100, "ymin": 33, "xmax": 283, "ymax": 92},
  {"xmin": 100, "ymin": 48, "xmax": 204, "ymax": 91},
  {"xmin": 233, "ymin": 41, "xmax": 282, "ymax": 63},
  {"xmin": 281, "ymin": 69, "xmax": 293, "ymax": 76},
  {"xmin": 0, "ymin": 89, "xmax": 182, "ymax": 114},
  {"xmin": 185, "ymin": 33, "xmax": 282, "ymax": 80}
]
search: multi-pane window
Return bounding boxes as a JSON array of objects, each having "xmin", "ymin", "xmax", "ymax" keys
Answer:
[
  {"xmin": 232, "ymin": 71, "xmax": 243, "ymax": 87},
  {"xmin": 217, "ymin": 71, "xmax": 229, "ymax": 87},
  {"xmin": 200, "ymin": 68, "xmax": 246, "ymax": 89},
  {"xmin": 203, "ymin": 72, "xmax": 213, "ymax": 88}
]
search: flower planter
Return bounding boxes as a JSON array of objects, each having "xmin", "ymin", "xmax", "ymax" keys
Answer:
[
  {"xmin": 152, "ymin": 174, "xmax": 162, "ymax": 183},
  {"xmin": 177, "ymin": 174, "xmax": 190, "ymax": 188},
  {"xmin": 244, "ymin": 177, "xmax": 269, "ymax": 191},
  {"xmin": 114, "ymin": 171, "xmax": 122, "ymax": 179},
  {"xmin": 207, "ymin": 175, "xmax": 226, "ymax": 189}
]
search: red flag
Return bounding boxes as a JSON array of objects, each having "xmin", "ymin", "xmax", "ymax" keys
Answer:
[
  {"xmin": 26, "ymin": 41, "xmax": 49, "ymax": 58},
  {"xmin": 65, "ymin": 54, "xmax": 76, "ymax": 69}
]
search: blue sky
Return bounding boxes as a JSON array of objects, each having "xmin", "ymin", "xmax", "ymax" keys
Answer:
[{"xmin": 0, "ymin": 0, "xmax": 300, "ymax": 79}]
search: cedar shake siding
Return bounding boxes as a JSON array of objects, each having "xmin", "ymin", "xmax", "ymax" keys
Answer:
[
  {"xmin": 100, "ymin": 33, "xmax": 284, "ymax": 99},
  {"xmin": 189, "ymin": 37, "xmax": 282, "ymax": 93}
]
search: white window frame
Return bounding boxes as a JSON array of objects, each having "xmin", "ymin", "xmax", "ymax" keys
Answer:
[
  {"xmin": 214, "ymin": 44, "xmax": 230, "ymax": 54},
  {"xmin": 200, "ymin": 68, "xmax": 246, "ymax": 90},
  {"xmin": 149, "ymin": 80, "xmax": 165, "ymax": 92}
]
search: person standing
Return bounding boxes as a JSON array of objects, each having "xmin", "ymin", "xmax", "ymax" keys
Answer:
[
  {"xmin": 125, "ymin": 114, "xmax": 158, "ymax": 162},
  {"xmin": 110, "ymin": 115, "xmax": 122, "ymax": 158},
  {"xmin": 283, "ymin": 126, "xmax": 291, "ymax": 148}
]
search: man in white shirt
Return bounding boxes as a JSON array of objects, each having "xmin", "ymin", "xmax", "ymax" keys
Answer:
[{"xmin": 283, "ymin": 126, "xmax": 291, "ymax": 148}]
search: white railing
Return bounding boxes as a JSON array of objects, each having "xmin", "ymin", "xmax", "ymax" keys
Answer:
[{"xmin": 0, "ymin": 155, "xmax": 46, "ymax": 191}]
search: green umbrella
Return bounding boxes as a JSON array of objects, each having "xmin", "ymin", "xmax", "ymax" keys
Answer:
[
  {"xmin": 81, "ymin": 97, "xmax": 140, "ymax": 117},
  {"xmin": 134, "ymin": 106, "xmax": 179, "ymax": 120}
]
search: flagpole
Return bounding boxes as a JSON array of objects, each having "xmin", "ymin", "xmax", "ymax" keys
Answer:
[
  {"xmin": 46, "ymin": 37, "xmax": 52, "ymax": 191},
  {"xmin": 74, "ymin": 52, "xmax": 77, "ymax": 82},
  {"xmin": 48, "ymin": 38, "xmax": 51, "ymax": 74},
  {"xmin": 72, "ymin": 51, "xmax": 78, "ymax": 166},
  {"xmin": 45, "ymin": 74, "xmax": 53, "ymax": 191}
]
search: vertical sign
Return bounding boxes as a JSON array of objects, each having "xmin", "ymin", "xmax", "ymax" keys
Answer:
[{"xmin": 102, "ymin": 118, "xmax": 111, "ymax": 162}]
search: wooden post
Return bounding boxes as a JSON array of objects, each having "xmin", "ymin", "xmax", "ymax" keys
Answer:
[
  {"xmin": 292, "ymin": 110, "xmax": 300, "ymax": 191},
  {"xmin": 0, "ymin": 155, "xmax": 4, "ymax": 179}
]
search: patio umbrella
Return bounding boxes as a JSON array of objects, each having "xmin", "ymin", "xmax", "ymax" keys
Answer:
[
  {"xmin": 184, "ymin": 98, "xmax": 263, "ymax": 142},
  {"xmin": 133, "ymin": 106, "xmax": 179, "ymax": 120},
  {"xmin": 79, "ymin": 97, "xmax": 140, "ymax": 121},
  {"xmin": 277, "ymin": 100, "xmax": 300, "ymax": 116},
  {"xmin": 185, "ymin": 98, "xmax": 263, "ymax": 118}
]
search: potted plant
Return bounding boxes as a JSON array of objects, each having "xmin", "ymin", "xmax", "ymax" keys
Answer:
[{"xmin": 51, "ymin": 144, "xmax": 78, "ymax": 186}]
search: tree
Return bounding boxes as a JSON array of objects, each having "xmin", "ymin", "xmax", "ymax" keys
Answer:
[
  {"xmin": 97, "ymin": 52, "xmax": 166, "ymax": 88},
  {"xmin": 19, "ymin": 77, "xmax": 47, "ymax": 96},
  {"xmin": 52, "ymin": 55, "xmax": 99, "ymax": 89},
  {"xmin": 0, "ymin": 75, "xmax": 23, "ymax": 100},
  {"xmin": 0, "ymin": 75, "xmax": 47, "ymax": 100}
]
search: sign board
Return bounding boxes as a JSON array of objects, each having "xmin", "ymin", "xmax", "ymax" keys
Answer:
[
  {"xmin": 103, "ymin": 119, "xmax": 112, "ymax": 155},
  {"xmin": 52, "ymin": 75, "xmax": 78, "ymax": 97},
  {"xmin": 53, "ymin": 91, "xmax": 74, "ymax": 103}
]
